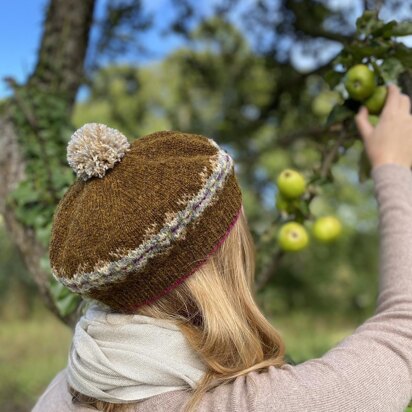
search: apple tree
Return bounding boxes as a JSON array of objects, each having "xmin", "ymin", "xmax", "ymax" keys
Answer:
[
  {"xmin": 1, "ymin": 0, "xmax": 412, "ymax": 326},
  {"xmin": 263, "ymin": 9, "xmax": 412, "ymax": 292}
]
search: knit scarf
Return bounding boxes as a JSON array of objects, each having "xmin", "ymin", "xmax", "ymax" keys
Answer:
[{"xmin": 67, "ymin": 303, "xmax": 207, "ymax": 404}]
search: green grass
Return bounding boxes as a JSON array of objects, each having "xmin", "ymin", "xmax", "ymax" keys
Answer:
[{"xmin": 0, "ymin": 308, "xmax": 71, "ymax": 412}]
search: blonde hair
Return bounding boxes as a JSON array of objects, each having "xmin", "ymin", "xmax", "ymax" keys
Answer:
[{"xmin": 70, "ymin": 205, "xmax": 286, "ymax": 411}]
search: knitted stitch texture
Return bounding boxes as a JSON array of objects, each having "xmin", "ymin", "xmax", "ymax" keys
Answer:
[{"xmin": 49, "ymin": 129, "xmax": 242, "ymax": 313}]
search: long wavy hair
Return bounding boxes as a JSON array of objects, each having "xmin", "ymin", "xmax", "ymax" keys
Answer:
[{"xmin": 70, "ymin": 205, "xmax": 286, "ymax": 411}]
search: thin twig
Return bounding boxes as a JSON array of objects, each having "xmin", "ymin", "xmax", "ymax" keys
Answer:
[
  {"xmin": 374, "ymin": 0, "xmax": 384, "ymax": 13},
  {"xmin": 277, "ymin": 125, "xmax": 342, "ymax": 147},
  {"xmin": 255, "ymin": 249, "xmax": 285, "ymax": 293},
  {"xmin": 319, "ymin": 131, "xmax": 347, "ymax": 178}
]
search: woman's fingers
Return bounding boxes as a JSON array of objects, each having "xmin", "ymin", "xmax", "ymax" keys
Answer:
[
  {"xmin": 355, "ymin": 106, "xmax": 374, "ymax": 141},
  {"xmin": 400, "ymin": 94, "xmax": 411, "ymax": 114},
  {"xmin": 382, "ymin": 84, "xmax": 401, "ymax": 116},
  {"xmin": 384, "ymin": 84, "xmax": 411, "ymax": 114}
]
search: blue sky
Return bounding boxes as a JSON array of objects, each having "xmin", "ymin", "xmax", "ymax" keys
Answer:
[
  {"xmin": 1, "ymin": 0, "xmax": 411, "ymax": 99},
  {"xmin": 0, "ymin": 0, "xmax": 189, "ymax": 97},
  {"xmin": 0, "ymin": 0, "xmax": 349, "ymax": 98},
  {"xmin": 0, "ymin": 0, "xmax": 48, "ymax": 96}
]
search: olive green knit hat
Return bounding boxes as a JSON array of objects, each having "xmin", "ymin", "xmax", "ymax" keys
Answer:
[{"xmin": 49, "ymin": 124, "xmax": 243, "ymax": 313}]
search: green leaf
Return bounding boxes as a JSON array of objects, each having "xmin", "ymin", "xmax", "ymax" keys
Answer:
[
  {"xmin": 324, "ymin": 71, "xmax": 342, "ymax": 89},
  {"xmin": 379, "ymin": 58, "xmax": 405, "ymax": 83},
  {"xmin": 9, "ymin": 180, "xmax": 39, "ymax": 205},
  {"xmin": 358, "ymin": 148, "xmax": 372, "ymax": 183},
  {"xmin": 326, "ymin": 104, "xmax": 352, "ymax": 127},
  {"xmin": 299, "ymin": 200, "xmax": 311, "ymax": 218},
  {"xmin": 345, "ymin": 41, "xmax": 390, "ymax": 60},
  {"xmin": 393, "ymin": 43, "xmax": 412, "ymax": 67},
  {"xmin": 355, "ymin": 11, "xmax": 379, "ymax": 36},
  {"xmin": 14, "ymin": 203, "xmax": 45, "ymax": 227},
  {"xmin": 55, "ymin": 293, "xmax": 81, "ymax": 317},
  {"xmin": 371, "ymin": 20, "xmax": 397, "ymax": 38},
  {"xmin": 334, "ymin": 52, "xmax": 355, "ymax": 70},
  {"xmin": 52, "ymin": 167, "xmax": 75, "ymax": 191},
  {"xmin": 39, "ymin": 255, "xmax": 51, "ymax": 273},
  {"xmin": 392, "ymin": 21, "xmax": 412, "ymax": 37},
  {"xmin": 36, "ymin": 222, "xmax": 53, "ymax": 248},
  {"xmin": 49, "ymin": 278, "xmax": 70, "ymax": 299},
  {"xmin": 49, "ymin": 277, "xmax": 81, "ymax": 317}
]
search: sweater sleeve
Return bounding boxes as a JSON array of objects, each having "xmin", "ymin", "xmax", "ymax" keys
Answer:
[{"xmin": 240, "ymin": 162, "xmax": 412, "ymax": 412}]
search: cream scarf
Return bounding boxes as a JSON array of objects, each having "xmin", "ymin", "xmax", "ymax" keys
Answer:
[{"xmin": 67, "ymin": 303, "xmax": 207, "ymax": 403}]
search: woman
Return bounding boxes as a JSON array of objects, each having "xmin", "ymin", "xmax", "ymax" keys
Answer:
[{"xmin": 33, "ymin": 84, "xmax": 412, "ymax": 411}]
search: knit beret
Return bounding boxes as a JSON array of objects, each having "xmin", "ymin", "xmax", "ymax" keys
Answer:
[{"xmin": 49, "ymin": 124, "xmax": 243, "ymax": 313}]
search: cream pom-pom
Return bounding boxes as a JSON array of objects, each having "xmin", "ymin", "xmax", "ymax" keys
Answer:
[{"xmin": 67, "ymin": 123, "xmax": 131, "ymax": 181}]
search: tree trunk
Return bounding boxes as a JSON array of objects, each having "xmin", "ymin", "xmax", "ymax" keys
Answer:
[
  {"xmin": 29, "ymin": 0, "xmax": 96, "ymax": 107},
  {"xmin": 0, "ymin": 0, "xmax": 96, "ymax": 325}
]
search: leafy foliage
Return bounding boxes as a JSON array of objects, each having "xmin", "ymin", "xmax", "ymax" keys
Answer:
[
  {"xmin": 322, "ymin": 11, "xmax": 412, "ymax": 181},
  {"xmin": 6, "ymin": 0, "xmax": 412, "ymax": 322},
  {"xmin": 5, "ymin": 86, "xmax": 76, "ymax": 316}
]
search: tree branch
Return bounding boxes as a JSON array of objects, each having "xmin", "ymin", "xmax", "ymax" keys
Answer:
[
  {"xmin": 319, "ymin": 131, "xmax": 346, "ymax": 178},
  {"xmin": 286, "ymin": 0, "xmax": 353, "ymax": 44},
  {"xmin": 255, "ymin": 249, "xmax": 285, "ymax": 293},
  {"xmin": 296, "ymin": 26, "xmax": 352, "ymax": 44},
  {"xmin": 278, "ymin": 125, "xmax": 342, "ymax": 147}
]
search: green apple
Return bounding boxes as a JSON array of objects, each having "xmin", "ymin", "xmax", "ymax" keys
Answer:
[
  {"xmin": 278, "ymin": 222, "xmax": 309, "ymax": 252},
  {"xmin": 344, "ymin": 64, "xmax": 376, "ymax": 101},
  {"xmin": 312, "ymin": 216, "xmax": 342, "ymax": 243},
  {"xmin": 365, "ymin": 86, "xmax": 388, "ymax": 115},
  {"xmin": 312, "ymin": 91, "xmax": 341, "ymax": 117},
  {"xmin": 368, "ymin": 115, "xmax": 379, "ymax": 127},
  {"xmin": 277, "ymin": 169, "xmax": 306, "ymax": 200}
]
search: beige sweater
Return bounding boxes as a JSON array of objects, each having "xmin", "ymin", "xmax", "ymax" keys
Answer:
[{"xmin": 32, "ymin": 163, "xmax": 412, "ymax": 412}]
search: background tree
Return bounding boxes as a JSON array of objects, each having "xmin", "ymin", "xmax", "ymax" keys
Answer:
[{"xmin": 1, "ymin": 0, "xmax": 412, "ymax": 327}]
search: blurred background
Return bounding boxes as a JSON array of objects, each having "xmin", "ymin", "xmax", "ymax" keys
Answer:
[{"xmin": 1, "ymin": 0, "xmax": 412, "ymax": 411}]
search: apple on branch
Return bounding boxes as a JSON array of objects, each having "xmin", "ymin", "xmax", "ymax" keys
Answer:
[
  {"xmin": 277, "ymin": 169, "xmax": 307, "ymax": 200},
  {"xmin": 278, "ymin": 222, "xmax": 309, "ymax": 252},
  {"xmin": 344, "ymin": 64, "xmax": 376, "ymax": 101},
  {"xmin": 365, "ymin": 86, "xmax": 388, "ymax": 115},
  {"xmin": 312, "ymin": 216, "xmax": 342, "ymax": 243}
]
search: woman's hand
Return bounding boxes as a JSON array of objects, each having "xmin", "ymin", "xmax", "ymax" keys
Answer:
[{"xmin": 355, "ymin": 84, "xmax": 412, "ymax": 170}]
